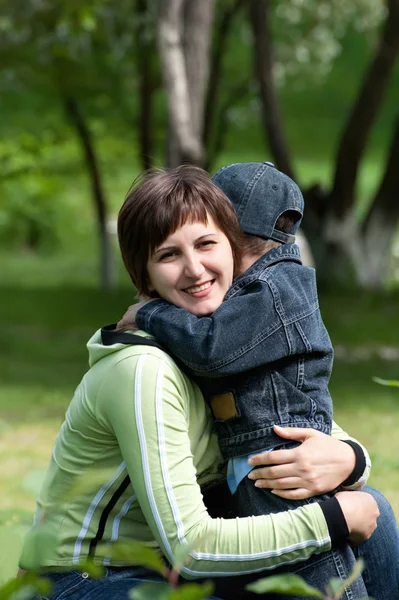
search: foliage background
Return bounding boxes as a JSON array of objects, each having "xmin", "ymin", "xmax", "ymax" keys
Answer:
[{"xmin": 0, "ymin": 0, "xmax": 399, "ymax": 585}]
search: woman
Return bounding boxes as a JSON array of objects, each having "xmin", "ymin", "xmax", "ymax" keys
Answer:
[{"xmin": 20, "ymin": 165, "xmax": 397, "ymax": 599}]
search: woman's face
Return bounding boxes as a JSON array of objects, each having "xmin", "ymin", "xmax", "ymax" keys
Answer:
[{"xmin": 147, "ymin": 215, "xmax": 234, "ymax": 316}]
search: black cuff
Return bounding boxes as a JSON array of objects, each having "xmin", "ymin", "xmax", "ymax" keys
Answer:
[
  {"xmin": 320, "ymin": 496, "xmax": 349, "ymax": 542},
  {"xmin": 340, "ymin": 440, "xmax": 366, "ymax": 487}
]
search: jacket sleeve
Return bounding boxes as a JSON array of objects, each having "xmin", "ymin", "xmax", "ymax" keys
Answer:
[
  {"xmin": 102, "ymin": 351, "xmax": 332, "ymax": 579},
  {"xmin": 135, "ymin": 282, "xmax": 297, "ymax": 377},
  {"xmin": 331, "ymin": 421, "xmax": 371, "ymax": 489}
]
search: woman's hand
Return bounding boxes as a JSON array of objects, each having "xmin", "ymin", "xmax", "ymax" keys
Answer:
[
  {"xmin": 247, "ymin": 425, "xmax": 356, "ymax": 499},
  {"xmin": 117, "ymin": 298, "xmax": 156, "ymax": 332},
  {"xmin": 335, "ymin": 490, "xmax": 380, "ymax": 544}
]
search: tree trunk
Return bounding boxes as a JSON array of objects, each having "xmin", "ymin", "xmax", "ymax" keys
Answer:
[
  {"xmin": 249, "ymin": 0, "xmax": 296, "ymax": 180},
  {"xmin": 301, "ymin": 2, "xmax": 399, "ymax": 289},
  {"xmin": 136, "ymin": 0, "xmax": 155, "ymax": 171},
  {"xmin": 330, "ymin": 0, "xmax": 399, "ymax": 218},
  {"xmin": 360, "ymin": 115, "xmax": 399, "ymax": 287},
  {"xmin": 203, "ymin": 0, "xmax": 248, "ymax": 151},
  {"xmin": 205, "ymin": 81, "xmax": 248, "ymax": 171},
  {"xmin": 158, "ymin": 0, "xmax": 214, "ymax": 167},
  {"xmin": 183, "ymin": 0, "xmax": 214, "ymax": 141},
  {"xmin": 63, "ymin": 95, "xmax": 115, "ymax": 290}
]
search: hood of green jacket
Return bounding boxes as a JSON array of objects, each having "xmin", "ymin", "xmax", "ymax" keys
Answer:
[{"xmin": 87, "ymin": 328, "xmax": 153, "ymax": 368}]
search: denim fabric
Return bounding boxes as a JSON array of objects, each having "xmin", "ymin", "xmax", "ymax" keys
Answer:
[
  {"xmin": 233, "ymin": 472, "xmax": 333, "ymax": 519},
  {"xmin": 36, "ymin": 567, "xmax": 222, "ymax": 600},
  {"xmin": 354, "ymin": 486, "xmax": 399, "ymax": 600},
  {"xmin": 212, "ymin": 162, "xmax": 304, "ymax": 244},
  {"xmin": 206, "ymin": 246, "xmax": 333, "ymax": 457},
  {"xmin": 212, "ymin": 545, "xmax": 367, "ymax": 600},
  {"xmin": 212, "ymin": 482, "xmax": 366, "ymax": 600},
  {"xmin": 213, "ymin": 485, "xmax": 399, "ymax": 600}
]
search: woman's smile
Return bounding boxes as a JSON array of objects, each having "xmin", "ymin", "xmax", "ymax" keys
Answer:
[
  {"xmin": 147, "ymin": 216, "xmax": 234, "ymax": 316},
  {"xmin": 183, "ymin": 279, "xmax": 215, "ymax": 297}
]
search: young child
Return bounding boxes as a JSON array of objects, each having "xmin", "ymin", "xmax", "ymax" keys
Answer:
[{"xmin": 124, "ymin": 162, "xmax": 365, "ymax": 516}]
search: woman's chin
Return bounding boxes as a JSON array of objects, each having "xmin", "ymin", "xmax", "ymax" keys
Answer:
[
  {"xmin": 172, "ymin": 293, "xmax": 222, "ymax": 316},
  {"xmin": 186, "ymin": 300, "xmax": 218, "ymax": 316}
]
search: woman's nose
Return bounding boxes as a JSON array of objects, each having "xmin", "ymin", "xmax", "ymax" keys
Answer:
[{"xmin": 184, "ymin": 256, "xmax": 205, "ymax": 279}]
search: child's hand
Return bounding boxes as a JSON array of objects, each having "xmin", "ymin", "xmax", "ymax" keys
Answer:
[{"xmin": 117, "ymin": 298, "xmax": 156, "ymax": 332}]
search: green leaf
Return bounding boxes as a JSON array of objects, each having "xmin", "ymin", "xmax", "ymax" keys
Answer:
[
  {"xmin": 246, "ymin": 574, "xmax": 324, "ymax": 597},
  {"xmin": 170, "ymin": 581, "xmax": 214, "ymax": 600},
  {"xmin": 99, "ymin": 541, "xmax": 167, "ymax": 577},
  {"xmin": 78, "ymin": 8, "xmax": 97, "ymax": 32},
  {"xmin": 326, "ymin": 558, "xmax": 365, "ymax": 598},
  {"xmin": 172, "ymin": 543, "xmax": 193, "ymax": 571},
  {"xmin": 68, "ymin": 468, "xmax": 117, "ymax": 500},
  {"xmin": 76, "ymin": 560, "xmax": 105, "ymax": 579},
  {"xmin": 21, "ymin": 469, "xmax": 47, "ymax": 496},
  {"xmin": 0, "ymin": 525, "xmax": 28, "ymax": 585},
  {"xmin": 327, "ymin": 577, "xmax": 345, "ymax": 597},
  {"xmin": 18, "ymin": 525, "xmax": 59, "ymax": 570},
  {"xmin": 129, "ymin": 582, "xmax": 171, "ymax": 600},
  {"xmin": 372, "ymin": 377, "xmax": 399, "ymax": 388},
  {"xmin": 0, "ymin": 572, "xmax": 52, "ymax": 600}
]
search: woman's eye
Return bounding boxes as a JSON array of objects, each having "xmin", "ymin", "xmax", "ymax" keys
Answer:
[
  {"xmin": 198, "ymin": 240, "xmax": 216, "ymax": 249},
  {"xmin": 159, "ymin": 251, "xmax": 177, "ymax": 261}
]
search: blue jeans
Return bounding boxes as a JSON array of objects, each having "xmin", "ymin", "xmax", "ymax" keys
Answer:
[
  {"xmin": 37, "ymin": 567, "xmax": 221, "ymax": 600},
  {"xmin": 212, "ymin": 543, "xmax": 367, "ymax": 599},
  {"xmin": 354, "ymin": 486, "xmax": 399, "ymax": 600},
  {"xmin": 36, "ymin": 486, "xmax": 399, "ymax": 600},
  {"xmin": 226, "ymin": 481, "xmax": 399, "ymax": 599}
]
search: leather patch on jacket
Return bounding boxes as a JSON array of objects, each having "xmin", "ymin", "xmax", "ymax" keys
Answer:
[{"xmin": 210, "ymin": 392, "xmax": 237, "ymax": 420}]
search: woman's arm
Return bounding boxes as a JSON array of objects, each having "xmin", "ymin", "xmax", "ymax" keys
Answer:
[
  {"xmin": 248, "ymin": 423, "xmax": 371, "ymax": 498},
  {"xmin": 102, "ymin": 351, "xmax": 340, "ymax": 578},
  {"xmin": 330, "ymin": 421, "xmax": 371, "ymax": 490}
]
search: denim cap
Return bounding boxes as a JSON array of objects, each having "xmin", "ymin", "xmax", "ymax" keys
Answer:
[{"xmin": 212, "ymin": 162, "xmax": 304, "ymax": 243}]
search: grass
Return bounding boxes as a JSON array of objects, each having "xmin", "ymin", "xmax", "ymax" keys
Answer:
[{"xmin": 0, "ymin": 276, "xmax": 136, "ymax": 583}]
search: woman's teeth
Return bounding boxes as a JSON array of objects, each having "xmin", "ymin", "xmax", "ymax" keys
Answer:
[{"xmin": 185, "ymin": 281, "xmax": 212, "ymax": 294}]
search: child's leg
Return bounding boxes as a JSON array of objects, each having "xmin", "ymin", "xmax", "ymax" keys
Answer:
[
  {"xmin": 353, "ymin": 486, "xmax": 399, "ymax": 600},
  {"xmin": 226, "ymin": 480, "xmax": 367, "ymax": 599},
  {"xmin": 235, "ymin": 480, "xmax": 399, "ymax": 600},
  {"xmin": 212, "ymin": 540, "xmax": 367, "ymax": 599},
  {"xmin": 233, "ymin": 473, "xmax": 330, "ymax": 517}
]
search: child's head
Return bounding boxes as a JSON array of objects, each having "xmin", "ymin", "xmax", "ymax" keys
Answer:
[
  {"xmin": 118, "ymin": 165, "xmax": 243, "ymax": 297},
  {"xmin": 212, "ymin": 162, "xmax": 303, "ymax": 258}
]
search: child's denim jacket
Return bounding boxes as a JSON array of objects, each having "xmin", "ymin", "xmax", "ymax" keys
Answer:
[{"xmin": 136, "ymin": 244, "xmax": 334, "ymax": 459}]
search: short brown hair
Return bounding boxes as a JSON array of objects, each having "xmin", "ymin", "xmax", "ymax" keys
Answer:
[
  {"xmin": 118, "ymin": 165, "xmax": 244, "ymax": 296},
  {"xmin": 242, "ymin": 210, "xmax": 299, "ymax": 257}
]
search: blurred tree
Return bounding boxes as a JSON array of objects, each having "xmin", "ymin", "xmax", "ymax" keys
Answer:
[
  {"xmin": 249, "ymin": 0, "xmax": 294, "ymax": 179},
  {"xmin": 0, "ymin": 0, "xmax": 113, "ymax": 287},
  {"xmin": 0, "ymin": 0, "xmax": 160, "ymax": 288},
  {"xmin": 158, "ymin": 0, "xmax": 215, "ymax": 167},
  {"xmin": 0, "ymin": 0, "xmax": 397, "ymax": 289},
  {"xmin": 135, "ymin": 0, "xmax": 158, "ymax": 170},
  {"xmin": 248, "ymin": 0, "xmax": 399, "ymax": 289},
  {"xmin": 203, "ymin": 0, "xmax": 249, "ymax": 170}
]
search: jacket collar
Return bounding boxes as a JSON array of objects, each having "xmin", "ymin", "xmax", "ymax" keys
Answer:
[{"xmin": 227, "ymin": 244, "xmax": 302, "ymax": 297}]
